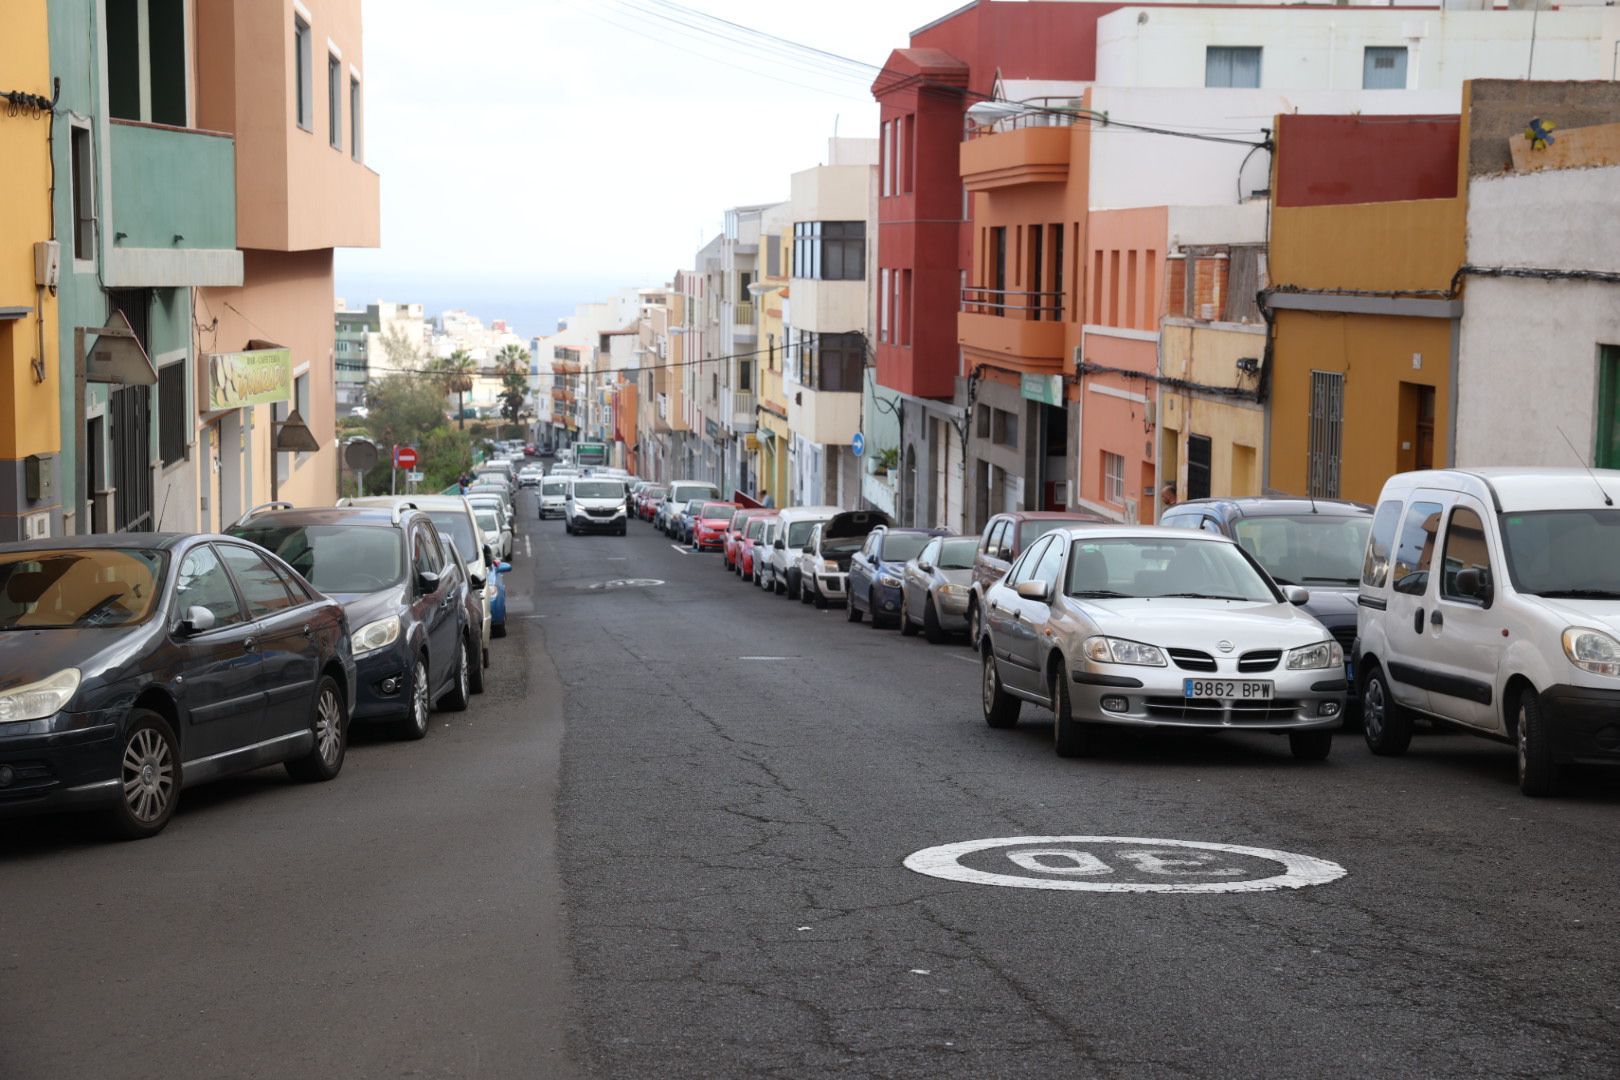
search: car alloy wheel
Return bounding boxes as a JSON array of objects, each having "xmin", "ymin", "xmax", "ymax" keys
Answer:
[
  {"xmin": 122, "ymin": 725, "xmax": 175, "ymax": 824},
  {"xmin": 315, "ymin": 685, "xmax": 343, "ymax": 768},
  {"xmin": 398, "ymin": 656, "xmax": 431, "ymax": 740}
]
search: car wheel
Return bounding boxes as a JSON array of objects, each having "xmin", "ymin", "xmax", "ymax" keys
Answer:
[
  {"xmin": 286, "ymin": 675, "xmax": 348, "ymax": 782},
  {"xmin": 968, "ymin": 601, "xmax": 983, "ymax": 648},
  {"xmin": 787, "ymin": 574, "xmax": 801, "ymax": 601},
  {"xmin": 847, "ymin": 593, "xmax": 863, "ymax": 622},
  {"xmin": 774, "ymin": 577, "xmax": 786, "ymax": 596},
  {"xmin": 814, "ymin": 592, "xmax": 829, "ymax": 610},
  {"xmin": 924, "ymin": 596, "xmax": 947, "ymax": 645},
  {"xmin": 482, "ymin": 646, "xmax": 491, "ymax": 668},
  {"xmin": 899, "ymin": 596, "xmax": 919, "ymax": 636},
  {"xmin": 982, "ymin": 644, "xmax": 1020, "ymax": 729},
  {"xmin": 1360, "ymin": 664, "xmax": 1412, "ymax": 756},
  {"xmin": 440, "ymin": 636, "xmax": 471, "ymax": 712},
  {"xmin": 394, "ymin": 654, "xmax": 432, "ymax": 741},
  {"xmin": 1288, "ymin": 729, "xmax": 1333, "ymax": 762},
  {"xmin": 800, "ymin": 581, "xmax": 813, "ymax": 605},
  {"xmin": 1051, "ymin": 663, "xmax": 1092, "ymax": 758},
  {"xmin": 869, "ymin": 589, "xmax": 890, "ymax": 629},
  {"xmin": 1516, "ymin": 688, "xmax": 1559, "ymax": 797},
  {"xmin": 104, "ymin": 710, "xmax": 180, "ymax": 840},
  {"xmin": 468, "ymin": 638, "xmax": 486, "ymax": 695},
  {"xmin": 617, "ymin": 525, "xmax": 627, "ymax": 536}
]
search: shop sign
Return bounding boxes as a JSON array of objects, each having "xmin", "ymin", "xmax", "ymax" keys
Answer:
[
  {"xmin": 207, "ymin": 348, "xmax": 291, "ymax": 411},
  {"xmin": 1021, "ymin": 373, "xmax": 1063, "ymax": 407}
]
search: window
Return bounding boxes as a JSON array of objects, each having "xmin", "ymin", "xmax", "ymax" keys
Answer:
[
  {"xmin": 174, "ymin": 545, "xmax": 245, "ymax": 627},
  {"xmin": 984, "ymin": 519, "xmax": 1010, "ymax": 560},
  {"xmin": 1032, "ymin": 536, "xmax": 1065, "ymax": 592},
  {"xmin": 71, "ymin": 124, "xmax": 94, "ymax": 262},
  {"xmin": 158, "ymin": 360, "xmax": 187, "ymax": 466},
  {"xmin": 218, "ymin": 545, "xmax": 297, "ymax": 617},
  {"xmin": 993, "ymin": 409, "xmax": 1018, "ymax": 449},
  {"xmin": 882, "ymin": 121, "xmax": 893, "ymax": 197},
  {"xmin": 1186, "ymin": 434, "xmax": 1212, "ymax": 502},
  {"xmin": 412, "ymin": 527, "xmax": 444, "ymax": 577},
  {"xmin": 1008, "ymin": 536, "xmax": 1051, "ymax": 586},
  {"xmin": 1440, "ymin": 507, "xmax": 1492, "ymax": 605},
  {"xmin": 1391, "ymin": 501, "xmax": 1443, "ymax": 596},
  {"xmin": 901, "ymin": 270, "xmax": 913, "ymax": 346},
  {"xmin": 901, "ymin": 114, "xmax": 915, "ymax": 193},
  {"xmin": 295, "ymin": 17, "xmax": 313, "ymax": 131},
  {"xmin": 1206, "ymin": 46, "xmax": 1262, "ymax": 88},
  {"xmin": 765, "ymin": 235, "xmax": 780, "ymax": 278},
  {"xmin": 1597, "ymin": 346, "xmax": 1620, "ymax": 469},
  {"xmin": 1103, "ymin": 451, "xmax": 1126, "ymax": 504},
  {"xmin": 739, "ymin": 360, "xmax": 752, "ymax": 392},
  {"xmin": 879, "ymin": 268, "xmax": 890, "ymax": 343},
  {"xmin": 350, "ymin": 75, "xmax": 362, "ymax": 160},
  {"xmin": 1363, "ymin": 500, "xmax": 1403, "ymax": 588},
  {"xmin": 798, "ymin": 331, "xmax": 863, "ymax": 393},
  {"xmin": 1308, "ymin": 370, "xmax": 1344, "ymax": 499},
  {"xmin": 1363, "ymin": 47, "xmax": 1408, "ymax": 90},
  {"xmin": 106, "ymin": 0, "xmax": 186, "ymax": 125},
  {"xmin": 975, "ymin": 404, "xmax": 990, "ymax": 440},
  {"xmin": 329, "ymin": 54, "xmax": 343, "ymax": 149},
  {"xmin": 793, "ymin": 221, "xmax": 864, "ymax": 282}
]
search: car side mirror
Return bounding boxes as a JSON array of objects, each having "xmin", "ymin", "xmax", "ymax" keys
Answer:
[
  {"xmin": 178, "ymin": 605, "xmax": 216, "ymax": 635},
  {"xmin": 773, "ymin": 539, "xmax": 785, "ymax": 550},
  {"xmin": 417, "ymin": 569, "xmax": 443, "ymax": 595},
  {"xmin": 917, "ymin": 561, "xmax": 933, "ymax": 573},
  {"xmin": 1014, "ymin": 580, "xmax": 1051, "ymax": 602},
  {"xmin": 1285, "ymin": 585, "xmax": 1311, "ymax": 606},
  {"xmin": 497, "ymin": 561, "xmax": 513, "ymax": 574},
  {"xmin": 1455, "ymin": 567, "xmax": 1492, "ymax": 604},
  {"xmin": 469, "ymin": 572, "xmax": 487, "ymax": 589},
  {"xmin": 484, "ymin": 544, "xmax": 497, "ymax": 566}
]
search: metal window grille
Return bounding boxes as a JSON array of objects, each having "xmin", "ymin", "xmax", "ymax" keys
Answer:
[
  {"xmin": 111, "ymin": 384, "xmax": 153, "ymax": 531},
  {"xmin": 158, "ymin": 361, "xmax": 187, "ymax": 466},
  {"xmin": 1308, "ymin": 370, "xmax": 1344, "ymax": 499}
]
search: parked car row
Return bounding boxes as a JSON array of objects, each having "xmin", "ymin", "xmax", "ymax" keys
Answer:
[
  {"xmin": 634, "ymin": 468, "xmax": 1620, "ymax": 794},
  {"xmin": 0, "ymin": 492, "xmax": 519, "ymax": 840}
]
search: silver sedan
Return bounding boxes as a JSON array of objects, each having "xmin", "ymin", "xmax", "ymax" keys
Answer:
[
  {"xmin": 899, "ymin": 535, "xmax": 977, "ymax": 643},
  {"xmin": 979, "ymin": 526, "xmax": 1346, "ymax": 760}
]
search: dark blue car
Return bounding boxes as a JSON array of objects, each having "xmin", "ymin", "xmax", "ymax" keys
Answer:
[
  {"xmin": 847, "ymin": 526, "xmax": 949, "ymax": 629},
  {"xmin": 228, "ymin": 504, "xmax": 474, "ymax": 741}
]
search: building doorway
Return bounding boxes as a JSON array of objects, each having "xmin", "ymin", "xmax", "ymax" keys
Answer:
[
  {"xmin": 1398, "ymin": 382, "xmax": 1436, "ymax": 473},
  {"xmin": 85, "ymin": 414, "xmax": 105, "ymax": 533},
  {"xmin": 1186, "ymin": 433, "xmax": 1212, "ymax": 501},
  {"xmin": 1039, "ymin": 402, "xmax": 1068, "ymax": 509}
]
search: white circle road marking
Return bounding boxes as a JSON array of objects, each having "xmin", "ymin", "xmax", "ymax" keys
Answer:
[
  {"xmin": 903, "ymin": 835, "xmax": 1346, "ymax": 894},
  {"xmin": 586, "ymin": 578, "xmax": 665, "ymax": 590}
]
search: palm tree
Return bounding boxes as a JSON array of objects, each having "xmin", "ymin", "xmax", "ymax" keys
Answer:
[
  {"xmin": 494, "ymin": 344, "xmax": 531, "ymax": 430},
  {"xmin": 433, "ymin": 350, "xmax": 477, "ymax": 429}
]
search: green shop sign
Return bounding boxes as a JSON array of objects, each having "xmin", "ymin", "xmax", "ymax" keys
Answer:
[
  {"xmin": 1020, "ymin": 373, "xmax": 1063, "ymax": 407},
  {"xmin": 207, "ymin": 348, "xmax": 291, "ymax": 411}
]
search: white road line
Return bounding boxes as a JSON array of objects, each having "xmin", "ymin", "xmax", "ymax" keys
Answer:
[
  {"xmin": 948, "ymin": 653, "xmax": 977, "ymax": 663},
  {"xmin": 670, "ymin": 544, "xmax": 697, "ymax": 556},
  {"xmin": 525, "ymin": 536, "xmax": 533, "ymax": 558},
  {"xmin": 738, "ymin": 655, "xmax": 795, "ymax": 661}
]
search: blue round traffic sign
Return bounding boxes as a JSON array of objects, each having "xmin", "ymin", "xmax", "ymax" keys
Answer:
[{"xmin": 851, "ymin": 432, "xmax": 865, "ymax": 458}]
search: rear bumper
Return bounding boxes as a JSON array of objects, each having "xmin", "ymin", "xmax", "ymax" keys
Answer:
[{"xmin": 1540, "ymin": 685, "xmax": 1620, "ymax": 765}]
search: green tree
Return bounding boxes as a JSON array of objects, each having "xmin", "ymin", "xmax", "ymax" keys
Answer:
[
  {"xmin": 495, "ymin": 344, "xmax": 531, "ymax": 426},
  {"xmin": 432, "ymin": 350, "xmax": 478, "ymax": 430},
  {"xmin": 420, "ymin": 426, "xmax": 474, "ymax": 493}
]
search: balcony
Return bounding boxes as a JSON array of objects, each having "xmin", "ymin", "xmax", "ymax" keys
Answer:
[
  {"xmin": 786, "ymin": 384, "xmax": 860, "ymax": 446},
  {"xmin": 732, "ymin": 301, "xmax": 757, "ymax": 344},
  {"xmin": 959, "ymin": 287, "xmax": 1069, "ymax": 375},
  {"xmin": 724, "ymin": 389, "xmax": 757, "ymax": 433},
  {"xmin": 960, "ymin": 124, "xmax": 1073, "ymax": 193},
  {"xmin": 107, "ymin": 119, "xmax": 243, "ymax": 287}
]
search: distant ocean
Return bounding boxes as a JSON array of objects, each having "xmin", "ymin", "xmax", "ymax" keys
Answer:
[{"xmin": 335, "ymin": 272, "xmax": 652, "ymax": 342}]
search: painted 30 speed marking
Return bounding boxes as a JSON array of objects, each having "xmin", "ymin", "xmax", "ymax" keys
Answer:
[{"xmin": 903, "ymin": 835, "xmax": 1346, "ymax": 894}]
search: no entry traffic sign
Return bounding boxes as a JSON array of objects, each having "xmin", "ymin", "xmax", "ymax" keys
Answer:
[{"xmin": 395, "ymin": 446, "xmax": 418, "ymax": 469}]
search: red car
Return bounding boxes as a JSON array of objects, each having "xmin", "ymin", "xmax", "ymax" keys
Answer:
[
  {"xmin": 691, "ymin": 501, "xmax": 740, "ymax": 552},
  {"xmin": 738, "ymin": 511, "xmax": 778, "ymax": 578},
  {"xmin": 724, "ymin": 507, "xmax": 776, "ymax": 570},
  {"xmin": 637, "ymin": 484, "xmax": 668, "ymax": 521}
]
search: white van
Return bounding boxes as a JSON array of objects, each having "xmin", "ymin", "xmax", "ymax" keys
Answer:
[
  {"xmin": 765, "ymin": 505, "xmax": 840, "ymax": 599},
  {"xmin": 539, "ymin": 476, "xmax": 568, "ymax": 519},
  {"xmin": 1356, "ymin": 468, "xmax": 1620, "ymax": 795}
]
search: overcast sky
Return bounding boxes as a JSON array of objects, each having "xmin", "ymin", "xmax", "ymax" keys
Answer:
[{"xmin": 335, "ymin": 0, "xmax": 949, "ymax": 338}]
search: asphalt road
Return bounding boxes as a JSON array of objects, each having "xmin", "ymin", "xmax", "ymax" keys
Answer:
[{"xmin": 6, "ymin": 496, "xmax": 1620, "ymax": 1079}]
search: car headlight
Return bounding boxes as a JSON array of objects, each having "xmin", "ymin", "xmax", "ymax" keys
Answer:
[
  {"xmin": 352, "ymin": 615, "xmax": 402, "ymax": 658},
  {"xmin": 879, "ymin": 573, "xmax": 903, "ymax": 587},
  {"xmin": 822, "ymin": 559, "xmax": 839, "ymax": 572},
  {"xmin": 1286, "ymin": 640, "xmax": 1345, "ymax": 670},
  {"xmin": 1562, "ymin": 627, "xmax": 1620, "ymax": 677},
  {"xmin": 940, "ymin": 584, "xmax": 968, "ymax": 598},
  {"xmin": 1083, "ymin": 636, "xmax": 1167, "ymax": 667},
  {"xmin": 0, "ymin": 668, "xmax": 81, "ymax": 724}
]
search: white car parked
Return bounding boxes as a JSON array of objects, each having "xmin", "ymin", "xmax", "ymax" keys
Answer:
[
  {"xmin": 1356, "ymin": 467, "xmax": 1620, "ymax": 795},
  {"xmin": 765, "ymin": 505, "xmax": 839, "ymax": 599}
]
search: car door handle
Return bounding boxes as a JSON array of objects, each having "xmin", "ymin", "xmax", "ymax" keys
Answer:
[
  {"xmin": 1413, "ymin": 608, "xmax": 1426, "ymax": 634},
  {"xmin": 243, "ymin": 636, "xmax": 257, "ymax": 651},
  {"xmin": 1429, "ymin": 609, "xmax": 1444, "ymax": 629},
  {"xmin": 302, "ymin": 623, "xmax": 314, "ymax": 638}
]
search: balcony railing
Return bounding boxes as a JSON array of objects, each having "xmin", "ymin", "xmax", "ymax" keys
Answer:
[
  {"xmin": 964, "ymin": 98, "xmax": 1082, "ymax": 141},
  {"xmin": 961, "ymin": 287, "xmax": 1065, "ymax": 321}
]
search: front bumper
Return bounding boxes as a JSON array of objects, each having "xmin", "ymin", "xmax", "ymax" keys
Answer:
[
  {"xmin": 352, "ymin": 644, "xmax": 414, "ymax": 722},
  {"xmin": 1540, "ymin": 685, "xmax": 1620, "ymax": 766},
  {"xmin": 572, "ymin": 512, "xmax": 627, "ymax": 533},
  {"xmin": 932, "ymin": 588, "xmax": 971, "ymax": 630},
  {"xmin": 870, "ymin": 581, "xmax": 903, "ymax": 615},
  {"xmin": 1067, "ymin": 664, "xmax": 1345, "ymax": 732},
  {"xmin": 813, "ymin": 571, "xmax": 847, "ymax": 601},
  {"xmin": 0, "ymin": 713, "xmax": 123, "ymax": 818},
  {"xmin": 539, "ymin": 501, "xmax": 565, "ymax": 518}
]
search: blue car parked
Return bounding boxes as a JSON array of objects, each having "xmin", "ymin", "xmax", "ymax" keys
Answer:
[{"xmin": 847, "ymin": 525, "xmax": 950, "ymax": 629}]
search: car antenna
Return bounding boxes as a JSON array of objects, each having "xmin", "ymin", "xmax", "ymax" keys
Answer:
[{"xmin": 1556, "ymin": 425, "xmax": 1614, "ymax": 507}]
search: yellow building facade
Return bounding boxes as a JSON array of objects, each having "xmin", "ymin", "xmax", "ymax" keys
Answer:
[
  {"xmin": 0, "ymin": 1, "xmax": 62, "ymax": 541},
  {"xmin": 1157, "ymin": 320, "xmax": 1267, "ymax": 505},
  {"xmin": 754, "ymin": 215, "xmax": 792, "ymax": 507}
]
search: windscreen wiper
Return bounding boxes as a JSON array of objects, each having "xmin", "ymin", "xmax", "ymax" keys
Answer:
[
  {"xmin": 1069, "ymin": 589, "xmax": 1131, "ymax": 599},
  {"xmin": 1536, "ymin": 589, "xmax": 1620, "ymax": 600},
  {"xmin": 1160, "ymin": 592, "xmax": 1246, "ymax": 601}
]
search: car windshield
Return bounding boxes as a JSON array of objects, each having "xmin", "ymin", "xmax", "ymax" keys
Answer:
[
  {"xmin": 1065, "ymin": 537, "xmax": 1277, "ymax": 602},
  {"xmin": 685, "ymin": 500, "xmax": 705, "ymax": 513},
  {"xmin": 1499, "ymin": 509, "xmax": 1620, "ymax": 597},
  {"xmin": 0, "ymin": 548, "xmax": 166, "ymax": 630},
  {"xmin": 646, "ymin": 487, "xmax": 668, "ymax": 499},
  {"xmin": 672, "ymin": 485, "xmax": 718, "ymax": 503},
  {"xmin": 701, "ymin": 503, "xmax": 734, "ymax": 520},
  {"xmin": 426, "ymin": 510, "xmax": 480, "ymax": 563},
  {"xmin": 1231, "ymin": 514, "xmax": 1371, "ymax": 586},
  {"xmin": 1020, "ymin": 519, "xmax": 1094, "ymax": 548},
  {"xmin": 475, "ymin": 510, "xmax": 501, "ymax": 534},
  {"xmin": 881, "ymin": 534, "xmax": 930, "ymax": 563},
  {"xmin": 542, "ymin": 481, "xmax": 567, "ymax": 495},
  {"xmin": 937, "ymin": 538, "xmax": 978, "ymax": 569},
  {"xmin": 746, "ymin": 520, "xmax": 768, "ymax": 540},
  {"xmin": 229, "ymin": 524, "xmax": 405, "ymax": 594},
  {"xmin": 787, "ymin": 521, "xmax": 824, "ymax": 547},
  {"xmin": 573, "ymin": 481, "xmax": 626, "ymax": 499}
]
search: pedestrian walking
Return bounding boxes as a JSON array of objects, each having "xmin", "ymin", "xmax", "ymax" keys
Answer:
[{"xmin": 760, "ymin": 488, "xmax": 774, "ymax": 508}]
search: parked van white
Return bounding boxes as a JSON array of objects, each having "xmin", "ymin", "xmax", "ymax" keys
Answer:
[
  {"xmin": 766, "ymin": 505, "xmax": 840, "ymax": 599},
  {"xmin": 1356, "ymin": 468, "xmax": 1620, "ymax": 795}
]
